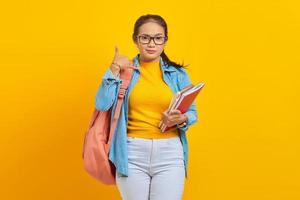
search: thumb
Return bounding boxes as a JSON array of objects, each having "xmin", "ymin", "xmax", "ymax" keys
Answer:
[
  {"xmin": 170, "ymin": 109, "xmax": 181, "ymax": 114},
  {"xmin": 114, "ymin": 46, "xmax": 119, "ymax": 56}
]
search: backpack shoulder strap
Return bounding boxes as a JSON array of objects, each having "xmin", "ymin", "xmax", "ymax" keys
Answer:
[{"xmin": 106, "ymin": 64, "xmax": 137, "ymax": 150}]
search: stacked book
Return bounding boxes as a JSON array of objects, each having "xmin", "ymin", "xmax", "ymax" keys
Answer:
[{"xmin": 159, "ymin": 82, "xmax": 205, "ymax": 132}]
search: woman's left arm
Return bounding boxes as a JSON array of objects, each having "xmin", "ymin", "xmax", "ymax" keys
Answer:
[{"xmin": 176, "ymin": 68, "xmax": 198, "ymax": 132}]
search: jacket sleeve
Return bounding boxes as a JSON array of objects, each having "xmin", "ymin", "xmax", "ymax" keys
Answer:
[
  {"xmin": 95, "ymin": 67, "xmax": 122, "ymax": 111},
  {"xmin": 177, "ymin": 68, "xmax": 198, "ymax": 132}
]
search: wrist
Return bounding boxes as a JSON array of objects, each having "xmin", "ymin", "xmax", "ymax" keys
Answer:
[
  {"xmin": 177, "ymin": 114, "xmax": 188, "ymax": 128},
  {"xmin": 111, "ymin": 63, "xmax": 121, "ymax": 76},
  {"xmin": 112, "ymin": 62, "xmax": 121, "ymax": 69},
  {"xmin": 182, "ymin": 114, "xmax": 188, "ymax": 124}
]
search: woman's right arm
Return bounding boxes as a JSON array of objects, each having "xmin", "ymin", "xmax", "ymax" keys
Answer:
[
  {"xmin": 95, "ymin": 46, "xmax": 132, "ymax": 111},
  {"xmin": 95, "ymin": 67, "xmax": 122, "ymax": 111}
]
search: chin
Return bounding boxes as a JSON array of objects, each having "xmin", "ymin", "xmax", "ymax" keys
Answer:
[
  {"xmin": 145, "ymin": 53, "xmax": 158, "ymax": 59},
  {"xmin": 139, "ymin": 51, "xmax": 160, "ymax": 61}
]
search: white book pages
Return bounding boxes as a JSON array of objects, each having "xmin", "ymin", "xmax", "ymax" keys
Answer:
[{"xmin": 173, "ymin": 82, "xmax": 205, "ymax": 110}]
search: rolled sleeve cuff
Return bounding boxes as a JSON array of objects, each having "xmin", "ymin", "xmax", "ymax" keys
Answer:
[
  {"xmin": 102, "ymin": 68, "xmax": 122, "ymax": 84},
  {"xmin": 178, "ymin": 112, "xmax": 197, "ymax": 132}
]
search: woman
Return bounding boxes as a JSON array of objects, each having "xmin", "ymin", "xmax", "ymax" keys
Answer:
[{"xmin": 96, "ymin": 14, "xmax": 198, "ymax": 200}]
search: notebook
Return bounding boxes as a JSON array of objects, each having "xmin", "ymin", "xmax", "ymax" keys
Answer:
[{"xmin": 159, "ymin": 82, "xmax": 205, "ymax": 132}]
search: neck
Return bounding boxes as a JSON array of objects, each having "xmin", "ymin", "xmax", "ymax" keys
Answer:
[{"xmin": 138, "ymin": 54, "xmax": 160, "ymax": 63}]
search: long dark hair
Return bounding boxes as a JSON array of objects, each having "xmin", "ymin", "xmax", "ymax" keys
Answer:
[{"xmin": 132, "ymin": 14, "xmax": 189, "ymax": 69}]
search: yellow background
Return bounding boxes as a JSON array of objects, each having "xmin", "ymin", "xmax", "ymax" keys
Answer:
[{"xmin": 1, "ymin": 0, "xmax": 299, "ymax": 199}]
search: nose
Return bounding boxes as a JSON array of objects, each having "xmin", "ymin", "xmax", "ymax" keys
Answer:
[{"xmin": 148, "ymin": 38, "xmax": 156, "ymax": 47}]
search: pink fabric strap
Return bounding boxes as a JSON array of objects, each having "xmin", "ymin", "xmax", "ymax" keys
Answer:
[{"xmin": 106, "ymin": 66, "xmax": 136, "ymax": 152}]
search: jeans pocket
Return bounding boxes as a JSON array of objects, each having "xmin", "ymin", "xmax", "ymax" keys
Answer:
[
  {"xmin": 167, "ymin": 137, "xmax": 180, "ymax": 144},
  {"xmin": 167, "ymin": 137, "xmax": 183, "ymax": 151}
]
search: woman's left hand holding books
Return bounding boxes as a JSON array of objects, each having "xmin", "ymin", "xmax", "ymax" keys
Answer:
[{"xmin": 161, "ymin": 109, "xmax": 188, "ymax": 129}]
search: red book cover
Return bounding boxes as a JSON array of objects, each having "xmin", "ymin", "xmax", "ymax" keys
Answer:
[{"xmin": 159, "ymin": 82, "xmax": 205, "ymax": 132}]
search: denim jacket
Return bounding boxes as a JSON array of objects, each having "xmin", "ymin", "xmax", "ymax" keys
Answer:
[{"xmin": 95, "ymin": 54, "xmax": 198, "ymax": 178}]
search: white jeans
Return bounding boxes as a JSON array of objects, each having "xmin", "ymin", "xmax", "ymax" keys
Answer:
[{"xmin": 116, "ymin": 136, "xmax": 185, "ymax": 200}]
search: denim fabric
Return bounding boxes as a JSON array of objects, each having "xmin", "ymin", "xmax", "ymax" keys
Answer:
[
  {"xmin": 116, "ymin": 136, "xmax": 185, "ymax": 200},
  {"xmin": 95, "ymin": 54, "xmax": 198, "ymax": 178}
]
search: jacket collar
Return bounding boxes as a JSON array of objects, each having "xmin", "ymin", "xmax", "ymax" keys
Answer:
[{"xmin": 132, "ymin": 54, "xmax": 177, "ymax": 72}]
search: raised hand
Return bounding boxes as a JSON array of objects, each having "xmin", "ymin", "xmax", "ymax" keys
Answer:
[{"xmin": 110, "ymin": 46, "xmax": 135, "ymax": 76}]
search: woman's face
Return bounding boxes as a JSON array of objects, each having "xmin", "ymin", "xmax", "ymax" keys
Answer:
[{"xmin": 134, "ymin": 21, "xmax": 167, "ymax": 63}]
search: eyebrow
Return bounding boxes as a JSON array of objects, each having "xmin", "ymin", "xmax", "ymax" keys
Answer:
[{"xmin": 140, "ymin": 33, "xmax": 164, "ymax": 36}]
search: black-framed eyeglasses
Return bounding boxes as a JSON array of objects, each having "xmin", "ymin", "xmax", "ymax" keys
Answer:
[{"xmin": 137, "ymin": 34, "xmax": 168, "ymax": 45}]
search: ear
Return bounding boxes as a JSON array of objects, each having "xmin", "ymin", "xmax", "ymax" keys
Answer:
[
  {"xmin": 134, "ymin": 41, "xmax": 140, "ymax": 49},
  {"xmin": 133, "ymin": 36, "xmax": 138, "ymax": 45}
]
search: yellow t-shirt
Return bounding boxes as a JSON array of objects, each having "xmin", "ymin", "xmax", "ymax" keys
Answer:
[{"xmin": 127, "ymin": 59, "xmax": 179, "ymax": 139}]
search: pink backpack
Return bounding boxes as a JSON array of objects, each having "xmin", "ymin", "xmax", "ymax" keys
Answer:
[{"xmin": 82, "ymin": 64, "xmax": 137, "ymax": 185}]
